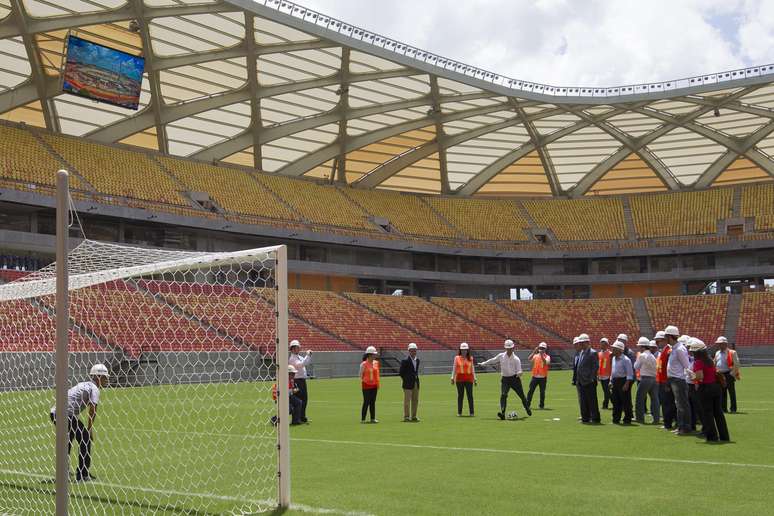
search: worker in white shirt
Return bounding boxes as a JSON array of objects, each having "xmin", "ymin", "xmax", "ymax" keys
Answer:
[
  {"xmin": 665, "ymin": 326, "xmax": 693, "ymax": 435},
  {"xmin": 49, "ymin": 364, "xmax": 109, "ymax": 482},
  {"xmin": 288, "ymin": 339, "xmax": 312, "ymax": 423},
  {"xmin": 714, "ymin": 336, "xmax": 740, "ymax": 413},
  {"xmin": 634, "ymin": 337, "xmax": 660, "ymax": 425},
  {"xmin": 478, "ymin": 339, "xmax": 532, "ymax": 420}
]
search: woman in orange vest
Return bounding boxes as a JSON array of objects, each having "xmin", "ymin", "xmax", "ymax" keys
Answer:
[
  {"xmin": 597, "ymin": 338, "xmax": 612, "ymax": 410},
  {"xmin": 451, "ymin": 342, "xmax": 477, "ymax": 416},
  {"xmin": 526, "ymin": 342, "xmax": 551, "ymax": 409},
  {"xmin": 360, "ymin": 346, "xmax": 380, "ymax": 424}
]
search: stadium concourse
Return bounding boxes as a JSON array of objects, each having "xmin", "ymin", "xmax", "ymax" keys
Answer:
[{"xmin": 1, "ymin": 0, "xmax": 774, "ymax": 514}]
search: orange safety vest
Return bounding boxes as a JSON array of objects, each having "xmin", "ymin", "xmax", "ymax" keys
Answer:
[
  {"xmin": 531, "ymin": 353, "xmax": 550, "ymax": 377},
  {"xmin": 454, "ymin": 355, "xmax": 475, "ymax": 383},
  {"xmin": 361, "ymin": 360, "xmax": 380, "ymax": 389},
  {"xmin": 724, "ymin": 350, "xmax": 740, "ymax": 379},
  {"xmin": 656, "ymin": 346, "xmax": 671, "ymax": 384},
  {"xmin": 635, "ymin": 352, "xmax": 641, "ymax": 380},
  {"xmin": 597, "ymin": 350, "xmax": 611, "ymax": 378},
  {"xmin": 271, "ymin": 379, "xmax": 294, "ymax": 401}
]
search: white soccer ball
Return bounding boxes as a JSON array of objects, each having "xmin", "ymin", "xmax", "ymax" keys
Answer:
[{"xmin": 507, "ymin": 411, "xmax": 518, "ymax": 420}]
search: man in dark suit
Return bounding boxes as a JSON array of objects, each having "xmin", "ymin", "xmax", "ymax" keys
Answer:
[
  {"xmin": 571, "ymin": 336, "xmax": 583, "ymax": 416},
  {"xmin": 576, "ymin": 333, "xmax": 601, "ymax": 424},
  {"xmin": 400, "ymin": 343, "xmax": 421, "ymax": 422}
]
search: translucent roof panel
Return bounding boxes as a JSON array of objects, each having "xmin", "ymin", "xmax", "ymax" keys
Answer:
[
  {"xmin": 606, "ymin": 112, "xmax": 663, "ymax": 138},
  {"xmin": 145, "ymin": 0, "xmax": 218, "ymax": 7},
  {"xmin": 222, "ymin": 145, "xmax": 254, "ymax": 168},
  {"xmin": 695, "ymin": 109, "xmax": 768, "ymax": 138},
  {"xmin": 344, "ymin": 126, "xmax": 435, "ymax": 184},
  {"xmin": 254, "ymin": 16, "xmax": 319, "ymax": 45},
  {"xmin": 348, "ymin": 75, "xmax": 430, "ymax": 108},
  {"xmin": 437, "ymin": 77, "xmax": 483, "ymax": 95},
  {"xmin": 440, "ymin": 96, "xmax": 504, "ymax": 113},
  {"xmin": 646, "ymin": 99, "xmax": 699, "ymax": 117},
  {"xmin": 167, "ymin": 101, "xmax": 251, "ymax": 156},
  {"xmin": 346, "ymin": 106, "xmax": 429, "ymax": 136},
  {"xmin": 257, "ymin": 47, "xmax": 341, "ymax": 86},
  {"xmin": 0, "ymin": 100, "xmax": 45, "ymax": 127},
  {"xmin": 22, "ymin": 0, "xmax": 126, "ymax": 17},
  {"xmin": 546, "ymin": 126, "xmax": 623, "ymax": 189},
  {"xmin": 349, "ymin": 50, "xmax": 405, "ymax": 74},
  {"xmin": 261, "ymin": 123, "xmax": 338, "ymax": 172},
  {"xmin": 586, "ymin": 154, "xmax": 667, "ymax": 195},
  {"xmin": 0, "ymin": 1, "xmax": 10, "ymax": 20},
  {"xmin": 379, "ymin": 152, "xmax": 441, "ymax": 194},
  {"xmin": 473, "ymin": 150, "xmax": 552, "ymax": 196},
  {"xmin": 160, "ymin": 58, "xmax": 247, "ymax": 104},
  {"xmin": 712, "ymin": 157, "xmax": 771, "ymax": 187},
  {"xmin": 646, "ymin": 127, "xmax": 728, "ymax": 185},
  {"xmin": 0, "ymin": 37, "xmax": 30, "ymax": 91},
  {"xmin": 738, "ymin": 84, "xmax": 774, "ymax": 109},
  {"xmin": 532, "ymin": 112, "xmax": 582, "ymax": 136},
  {"xmin": 119, "ymin": 126, "xmax": 158, "ymax": 151},
  {"xmin": 261, "ymin": 86, "xmax": 339, "ymax": 126},
  {"xmin": 150, "ymin": 12, "xmax": 245, "ymax": 56}
]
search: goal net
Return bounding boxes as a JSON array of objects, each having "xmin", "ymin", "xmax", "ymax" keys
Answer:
[{"xmin": 0, "ymin": 239, "xmax": 288, "ymax": 515}]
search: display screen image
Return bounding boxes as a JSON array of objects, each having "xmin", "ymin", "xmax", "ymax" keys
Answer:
[{"xmin": 62, "ymin": 35, "xmax": 145, "ymax": 110}]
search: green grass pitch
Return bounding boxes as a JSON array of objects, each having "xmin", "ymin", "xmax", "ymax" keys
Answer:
[{"xmin": 2, "ymin": 368, "xmax": 774, "ymax": 515}]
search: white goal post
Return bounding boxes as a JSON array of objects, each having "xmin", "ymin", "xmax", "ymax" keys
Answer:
[{"xmin": 0, "ymin": 171, "xmax": 290, "ymax": 515}]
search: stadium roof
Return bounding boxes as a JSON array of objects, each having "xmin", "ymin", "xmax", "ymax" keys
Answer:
[{"xmin": 1, "ymin": 0, "xmax": 774, "ymax": 197}]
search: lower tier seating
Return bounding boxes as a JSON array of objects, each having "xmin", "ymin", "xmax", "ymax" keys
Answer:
[
  {"xmin": 736, "ymin": 292, "xmax": 774, "ymax": 346},
  {"xmin": 645, "ymin": 295, "xmax": 729, "ymax": 346}
]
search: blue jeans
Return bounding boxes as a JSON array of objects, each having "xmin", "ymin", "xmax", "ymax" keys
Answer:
[{"xmin": 669, "ymin": 378, "xmax": 691, "ymax": 431}]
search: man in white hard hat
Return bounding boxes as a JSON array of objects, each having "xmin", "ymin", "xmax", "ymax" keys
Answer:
[
  {"xmin": 609, "ymin": 341, "xmax": 634, "ymax": 424},
  {"xmin": 273, "ymin": 365, "xmax": 303, "ymax": 426},
  {"xmin": 618, "ymin": 333, "xmax": 638, "ymax": 371},
  {"xmin": 399, "ymin": 343, "xmax": 421, "ymax": 422},
  {"xmin": 49, "ymin": 364, "xmax": 109, "ymax": 482},
  {"xmin": 713, "ymin": 336, "xmax": 740, "ymax": 413},
  {"xmin": 576, "ymin": 334, "xmax": 601, "ymax": 424},
  {"xmin": 478, "ymin": 339, "xmax": 532, "ymax": 420},
  {"xmin": 526, "ymin": 342, "xmax": 551, "ymax": 410},
  {"xmin": 571, "ymin": 336, "xmax": 583, "ymax": 416},
  {"xmin": 597, "ymin": 338, "xmax": 612, "ymax": 410},
  {"xmin": 288, "ymin": 339, "xmax": 312, "ymax": 423},
  {"xmin": 634, "ymin": 337, "xmax": 660, "ymax": 425},
  {"xmin": 665, "ymin": 326, "xmax": 692, "ymax": 435}
]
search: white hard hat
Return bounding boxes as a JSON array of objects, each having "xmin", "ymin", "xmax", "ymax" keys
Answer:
[
  {"xmin": 578, "ymin": 333, "xmax": 590, "ymax": 343},
  {"xmin": 637, "ymin": 336, "xmax": 650, "ymax": 347},
  {"xmin": 612, "ymin": 341, "xmax": 625, "ymax": 351},
  {"xmin": 572, "ymin": 336, "xmax": 580, "ymax": 345},
  {"xmin": 715, "ymin": 336, "xmax": 728, "ymax": 344},
  {"xmin": 617, "ymin": 333, "xmax": 628, "ymax": 342},
  {"xmin": 599, "ymin": 337, "xmax": 609, "ymax": 343},
  {"xmin": 678, "ymin": 335, "xmax": 690, "ymax": 344},
  {"xmin": 407, "ymin": 343, "xmax": 418, "ymax": 351},
  {"xmin": 664, "ymin": 325, "xmax": 679, "ymax": 337},
  {"xmin": 654, "ymin": 330, "xmax": 666, "ymax": 340},
  {"xmin": 687, "ymin": 338, "xmax": 707, "ymax": 352},
  {"xmin": 365, "ymin": 346, "xmax": 378, "ymax": 355},
  {"xmin": 287, "ymin": 365, "xmax": 297, "ymax": 374},
  {"xmin": 504, "ymin": 339, "xmax": 515, "ymax": 349},
  {"xmin": 289, "ymin": 339, "xmax": 301, "ymax": 349},
  {"xmin": 538, "ymin": 342, "xmax": 547, "ymax": 349},
  {"xmin": 649, "ymin": 340, "xmax": 658, "ymax": 348},
  {"xmin": 90, "ymin": 364, "xmax": 109, "ymax": 377},
  {"xmin": 459, "ymin": 342, "xmax": 469, "ymax": 350}
]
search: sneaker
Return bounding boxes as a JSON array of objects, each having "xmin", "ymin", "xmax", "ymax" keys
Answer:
[
  {"xmin": 411, "ymin": 417, "xmax": 420, "ymax": 422},
  {"xmin": 497, "ymin": 412, "xmax": 505, "ymax": 420},
  {"xmin": 370, "ymin": 419, "xmax": 379, "ymax": 424},
  {"xmin": 75, "ymin": 475, "xmax": 95, "ymax": 483},
  {"xmin": 457, "ymin": 413, "xmax": 462, "ymax": 417},
  {"xmin": 525, "ymin": 407, "xmax": 532, "ymax": 416},
  {"xmin": 403, "ymin": 417, "xmax": 411, "ymax": 422}
]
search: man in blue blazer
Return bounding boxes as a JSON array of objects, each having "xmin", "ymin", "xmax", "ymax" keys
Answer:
[{"xmin": 400, "ymin": 343, "xmax": 421, "ymax": 422}]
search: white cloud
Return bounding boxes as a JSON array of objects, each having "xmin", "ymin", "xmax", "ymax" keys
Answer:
[{"xmin": 294, "ymin": 0, "xmax": 773, "ymax": 86}]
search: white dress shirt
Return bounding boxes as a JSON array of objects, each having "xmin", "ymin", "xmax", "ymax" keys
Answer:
[
  {"xmin": 634, "ymin": 350, "xmax": 657, "ymax": 378},
  {"xmin": 480, "ymin": 352, "xmax": 522, "ymax": 377},
  {"xmin": 51, "ymin": 381, "xmax": 100, "ymax": 417},
  {"xmin": 714, "ymin": 350, "xmax": 733, "ymax": 373},
  {"xmin": 667, "ymin": 343, "xmax": 690, "ymax": 380},
  {"xmin": 289, "ymin": 352, "xmax": 311, "ymax": 379}
]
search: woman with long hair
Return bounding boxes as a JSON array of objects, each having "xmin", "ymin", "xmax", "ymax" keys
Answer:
[
  {"xmin": 359, "ymin": 346, "xmax": 380, "ymax": 424},
  {"xmin": 688, "ymin": 339, "xmax": 730, "ymax": 442},
  {"xmin": 451, "ymin": 342, "xmax": 476, "ymax": 416}
]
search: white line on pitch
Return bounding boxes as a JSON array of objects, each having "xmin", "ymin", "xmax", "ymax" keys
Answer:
[{"xmin": 0, "ymin": 469, "xmax": 373, "ymax": 516}]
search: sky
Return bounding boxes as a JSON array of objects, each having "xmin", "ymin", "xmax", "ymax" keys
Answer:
[{"xmin": 298, "ymin": 0, "xmax": 774, "ymax": 87}]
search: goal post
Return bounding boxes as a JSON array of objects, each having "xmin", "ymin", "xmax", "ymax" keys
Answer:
[{"xmin": 0, "ymin": 212, "xmax": 290, "ymax": 512}]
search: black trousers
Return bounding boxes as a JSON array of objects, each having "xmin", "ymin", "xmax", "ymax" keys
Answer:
[
  {"xmin": 527, "ymin": 377, "xmax": 547, "ymax": 408},
  {"xmin": 295, "ymin": 378, "xmax": 309, "ymax": 421},
  {"xmin": 699, "ymin": 383, "xmax": 730, "ymax": 441},
  {"xmin": 289, "ymin": 394, "xmax": 303, "ymax": 425},
  {"xmin": 361, "ymin": 388, "xmax": 378, "ymax": 421},
  {"xmin": 689, "ymin": 386, "xmax": 704, "ymax": 431},
  {"xmin": 456, "ymin": 382, "xmax": 474, "ymax": 415},
  {"xmin": 659, "ymin": 383, "xmax": 676, "ymax": 428},
  {"xmin": 578, "ymin": 382, "xmax": 600, "ymax": 423},
  {"xmin": 611, "ymin": 378, "xmax": 633, "ymax": 424},
  {"xmin": 599, "ymin": 378, "xmax": 611, "ymax": 408},
  {"xmin": 721, "ymin": 373, "xmax": 737, "ymax": 412},
  {"xmin": 500, "ymin": 376, "xmax": 529, "ymax": 413},
  {"xmin": 50, "ymin": 412, "xmax": 91, "ymax": 479}
]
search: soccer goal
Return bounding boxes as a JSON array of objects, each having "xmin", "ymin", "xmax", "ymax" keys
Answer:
[{"xmin": 0, "ymin": 175, "xmax": 290, "ymax": 514}]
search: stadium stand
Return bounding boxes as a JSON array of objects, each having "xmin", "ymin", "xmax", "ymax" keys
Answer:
[
  {"xmin": 629, "ymin": 189, "xmax": 734, "ymax": 238},
  {"xmin": 286, "ymin": 289, "xmax": 440, "ymax": 350},
  {"xmin": 736, "ymin": 292, "xmax": 774, "ymax": 346},
  {"xmin": 645, "ymin": 294, "xmax": 729, "ymax": 346},
  {"xmin": 0, "ymin": 124, "xmax": 83, "ymax": 190},
  {"xmin": 425, "ymin": 197, "xmax": 531, "ymax": 241},
  {"xmin": 742, "ymin": 182, "xmax": 774, "ymax": 231},
  {"xmin": 523, "ymin": 197, "xmax": 627, "ymax": 241},
  {"xmin": 0, "ymin": 299, "xmax": 102, "ymax": 352},
  {"xmin": 346, "ymin": 293, "xmax": 501, "ymax": 349},
  {"xmin": 498, "ymin": 298, "xmax": 639, "ymax": 343},
  {"xmin": 429, "ymin": 297, "xmax": 566, "ymax": 348}
]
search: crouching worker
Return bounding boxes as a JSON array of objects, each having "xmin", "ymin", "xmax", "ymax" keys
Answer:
[{"xmin": 272, "ymin": 365, "xmax": 303, "ymax": 426}]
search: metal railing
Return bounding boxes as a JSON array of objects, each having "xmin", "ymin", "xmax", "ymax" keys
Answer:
[{"xmin": 256, "ymin": 0, "xmax": 774, "ymax": 98}]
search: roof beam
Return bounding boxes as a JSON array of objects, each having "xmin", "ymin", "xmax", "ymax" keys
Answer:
[
  {"xmin": 133, "ymin": 0, "xmax": 167, "ymax": 152},
  {"xmin": 0, "ymin": 77, "xmax": 59, "ymax": 113},
  {"xmin": 244, "ymin": 14, "xmax": 262, "ymax": 170},
  {"xmin": 676, "ymin": 96, "xmax": 774, "ymax": 120},
  {"xmin": 694, "ymin": 119, "xmax": 774, "ymax": 187},
  {"xmin": 334, "ymin": 48, "xmax": 351, "ymax": 183},
  {"xmin": 429, "ymin": 76, "xmax": 450, "ymax": 193},
  {"xmin": 513, "ymin": 101, "xmax": 560, "ymax": 196}
]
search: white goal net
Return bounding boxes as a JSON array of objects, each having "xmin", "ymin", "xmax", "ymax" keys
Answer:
[{"xmin": 0, "ymin": 239, "xmax": 288, "ymax": 515}]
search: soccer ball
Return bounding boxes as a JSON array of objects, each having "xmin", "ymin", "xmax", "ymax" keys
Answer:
[{"xmin": 507, "ymin": 411, "xmax": 518, "ymax": 420}]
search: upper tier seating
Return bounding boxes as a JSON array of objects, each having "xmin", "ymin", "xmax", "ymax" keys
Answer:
[
  {"xmin": 645, "ymin": 294, "xmax": 728, "ymax": 346},
  {"xmin": 43, "ymin": 134, "xmax": 186, "ymax": 205},
  {"xmin": 630, "ymin": 189, "xmax": 733, "ymax": 238},
  {"xmin": 346, "ymin": 293, "xmax": 501, "ymax": 349},
  {"xmin": 742, "ymin": 182, "xmax": 774, "ymax": 231},
  {"xmin": 523, "ymin": 197, "xmax": 627, "ymax": 241},
  {"xmin": 157, "ymin": 158, "xmax": 299, "ymax": 222},
  {"xmin": 0, "ymin": 125, "xmax": 84, "ymax": 189},
  {"xmin": 736, "ymin": 292, "xmax": 774, "ymax": 346},
  {"xmin": 286, "ymin": 289, "xmax": 440, "ymax": 350},
  {"xmin": 425, "ymin": 197, "xmax": 530, "ymax": 241},
  {"xmin": 498, "ymin": 298, "xmax": 639, "ymax": 344},
  {"xmin": 430, "ymin": 297, "xmax": 565, "ymax": 348}
]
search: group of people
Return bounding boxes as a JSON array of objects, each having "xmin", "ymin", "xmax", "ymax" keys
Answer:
[{"xmin": 572, "ymin": 326, "xmax": 739, "ymax": 442}]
